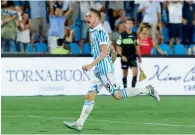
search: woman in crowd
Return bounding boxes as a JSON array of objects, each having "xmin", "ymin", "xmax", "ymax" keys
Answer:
[
  {"xmin": 137, "ymin": 24, "xmax": 167, "ymax": 55},
  {"xmin": 16, "ymin": 11, "xmax": 31, "ymax": 52}
]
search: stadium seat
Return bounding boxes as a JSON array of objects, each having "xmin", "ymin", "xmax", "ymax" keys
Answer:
[
  {"xmin": 69, "ymin": 43, "xmax": 80, "ymax": 54},
  {"xmin": 83, "ymin": 42, "xmax": 91, "ymax": 54},
  {"xmin": 35, "ymin": 35, "xmax": 40, "ymax": 43},
  {"xmin": 36, "ymin": 42, "xmax": 48, "ymax": 53},
  {"xmin": 27, "ymin": 43, "xmax": 34, "ymax": 53},
  {"xmin": 132, "ymin": 26, "xmax": 138, "ymax": 33},
  {"xmin": 162, "ymin": 27, "xmax": 169, "ymax": 43},
  {"xmin": 188, "ymin": 44, "xmax": 195, "ymax": 54},
  {"xmin": 152, "ymin": 47, "xmax": 158, "ymax": 55},
  {"xmin": 173, "ymin": 44, "xmax": 187, "ymax": 55},
  {"xmin": 72, "ymin": 25, "xmax": 81, "ymax": 42},
  {"xmin": 75, "ymin": 16, "xmax": 81, "ymax": 26},
  {"xmin": 160, "ymin": 44, "xmax": 172, "ymax": 55}
]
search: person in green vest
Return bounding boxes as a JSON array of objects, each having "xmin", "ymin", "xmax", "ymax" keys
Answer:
[{"xmin": 51, "ymin": 38, "xmax": 69, "ymax": 54}]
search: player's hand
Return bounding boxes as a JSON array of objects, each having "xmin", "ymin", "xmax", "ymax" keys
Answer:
[
  {"xmin": 82, "ymin": 64, "xmax": 94, "ymax": 71},
  {"xmin": 121, "ymin": 56, "xmax": 128, "ymax": 62},
  {"xmin": 138, "ymin": 57, "xmax": 142, "ymax": 63}
]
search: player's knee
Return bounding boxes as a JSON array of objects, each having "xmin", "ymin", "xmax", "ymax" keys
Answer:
[
  {"xmin": 85, "ymin": 91, "xmax": 96, "ymax": 101},
  {"xmin": 113, "ymin": 91, "xmax": 122, "ymax": 100}
]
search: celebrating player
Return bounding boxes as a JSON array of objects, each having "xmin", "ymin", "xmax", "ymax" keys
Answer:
[
  {"xmin": 116, "ymin": 19, "xmax": 141, "ymax": 88},
  {"xmin": 63, "ymin": 8, "xmax": 160, "ymax": 131}
]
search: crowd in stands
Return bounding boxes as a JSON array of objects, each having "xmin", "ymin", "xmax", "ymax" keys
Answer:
[{"xmin": 1, "ymin": 0, "xmax": 195, "ymax": 55}]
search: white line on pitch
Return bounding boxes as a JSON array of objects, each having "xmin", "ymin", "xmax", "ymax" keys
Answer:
[{"xmin": 2, "ymin": 115, "xmax": 195, "ymax": 128}]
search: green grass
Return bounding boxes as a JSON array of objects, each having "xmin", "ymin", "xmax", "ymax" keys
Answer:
[{"xmin": 1, "ymin": 96, "xmax": 195, "ymax": 134}]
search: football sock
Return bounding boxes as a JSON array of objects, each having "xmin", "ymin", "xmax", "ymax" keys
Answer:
[
  {"xmin": 122, "ymin": 77, "xmax": 127, "ymax": 88},
  {"xmin": 77, "ymin": 100, "xmax": 95, "ymax": 126},
  {"xmin": 121, "ymin": 87, "xmax": 149, "ymax": 98},
  {"xmin": 132, "ymin": 76, "xmax": 137, "ymax": 87}
]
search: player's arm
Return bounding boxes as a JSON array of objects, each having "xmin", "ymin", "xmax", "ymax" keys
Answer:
[
  {"xmin": 91, "ymin": 44, "xmax": 109, "ymax": 66},
  {"xmin": 116, "ymin": 35, "xmax": 122, "ymax": 57},
  {"xmin": 116, "ymin": 35, "xmax": 127, "ymax": 62},
  {"xmin": 110, "ymin": 42, "xmax": 117, "ymax": 63}
]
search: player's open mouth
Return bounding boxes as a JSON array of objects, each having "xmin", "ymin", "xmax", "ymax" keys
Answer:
[{"xmin": 87, "ymin": 21, "xmax": 90, "ymax": 24}]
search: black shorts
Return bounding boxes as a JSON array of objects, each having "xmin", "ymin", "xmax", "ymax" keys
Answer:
[
  {"xmin": 121, "ymin": 58, "xmax": 137, "ymax": 69},
  {"xmin": 169, "ymin": 23, "xmax": 182, "ymax": 38}
]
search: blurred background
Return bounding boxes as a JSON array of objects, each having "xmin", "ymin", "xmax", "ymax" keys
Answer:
[{"xmin": 1, "ymin": 0, "xmax": 195, "ymax": 55}]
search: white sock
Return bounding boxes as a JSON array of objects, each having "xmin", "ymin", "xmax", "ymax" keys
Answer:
[
  {"xmin": 121, "ymin": 87, "xmax": 149, "ymax": 98},
  {"xmin": 77, "ymin": 100, "xmax": 95, "ymax": 126}
]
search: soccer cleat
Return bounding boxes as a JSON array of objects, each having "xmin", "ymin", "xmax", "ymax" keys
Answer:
[
  {"xmin": 146, "ymin": 85, "xmax": 160, "ymax": 102},
  {"xmin": 63, "ymin": 121, "xmax": 83, "ymax": 132}
]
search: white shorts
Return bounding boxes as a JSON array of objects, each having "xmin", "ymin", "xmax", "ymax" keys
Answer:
[
  {"xmin": 48, "ymin": 36, "xmax": 60, "ymax": 52},
  {"xmin": 88, "ymin": 72, "xmax": 121, "ymax": 96}
]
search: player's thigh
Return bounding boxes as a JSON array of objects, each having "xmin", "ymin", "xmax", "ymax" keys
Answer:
[
  {"xmin": 88, "ymin": 75, "xmax": 103, "ymax": 95},
  {"xmin": 99, "ymin": 73, "xmax": 120, "ymax": 96},
  {"xmin": 121, "ymin": 59, "xmax": 129, "ymax": 70}
]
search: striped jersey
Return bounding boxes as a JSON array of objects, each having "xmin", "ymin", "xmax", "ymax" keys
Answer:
[{"xmin": 89, "ymin": 24, "xmax": 114, "ymax": 76}]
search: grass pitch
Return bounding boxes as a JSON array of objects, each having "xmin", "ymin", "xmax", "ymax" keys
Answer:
[{"xmin": 1, "ymin": 96, "xmax": 195, "ymax": 134}]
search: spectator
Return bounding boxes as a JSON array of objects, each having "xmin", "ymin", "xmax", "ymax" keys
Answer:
[
  {"xmin": 100, "ymin": 7, "xmax": 112, "ymax": 40},
  {"xmin": 166, "ymin": 1, "xmax": 183, "ymax": 48},
  {"xmin": 138, "ymin": 0, "xmax": 162, "ymax": 43},
  {"xmin": 51, "ymin": 38, "xmax": 69, "ymax": 54},
  {"xmin": 79, "ymin": 2, "xmax": 90, "ymax": 53},
  {"xmin": 155, "ymin": 23, "xmax": 164, "ymax": 44},
  {"xmin": 111, "ymin": 22, "xmax": 125, "ymax": 50},
  {"xmin": 114, "ymin": 9, "xmax": 128, "ymax": 28},
  {"xmin": 182, "ymin": 0, "xmax": 195, "ymax": 46},
  {"xmin": 1, "ymin": 1, "xmax": 17, "ymax": 52},
  {"xmin": 29, "ymin": 1, "xmax": 47, "ymax": 47},
  {"xmin": 137, "ymin": 24, "xmax": 166, "ymax": 55},
  {"xmin": 108, "ymin": 1, "xmax": 124, "ymax": 30},
  {"xmin": 48, "ymin": 1, "xmax": 73, "ymax": 52},
  {"xmin": 16, "ymin": 12, "xmax": 31, "ymax": 52},
  {"xmin": 64, "ymin": 1, "xmax": 79, "ymax": 26}
]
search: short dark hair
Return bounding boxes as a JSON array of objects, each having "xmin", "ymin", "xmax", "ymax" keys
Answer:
[
  {"xmin": 142, "ymin": 23, "xmax": 151, "ymax": 29},
  {"xmin": 57, "ymin": 38, "xmax": 64, "ymax": 46},
  {"xmin": 89, "ymin": 8, "xmax": 101, "ymax": 19},
  {"xmin": 140, "ymin": 25, "xmax": 150, "ymax": 32}
]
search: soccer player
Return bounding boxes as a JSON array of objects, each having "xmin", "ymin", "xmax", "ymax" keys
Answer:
[
  {"xmin": 116, "ymin": 19, "xmax": 141, "ymax": 88},
  {"xmin": 63, "ymin": 8, "xmax": 160, "ymax": 131}
]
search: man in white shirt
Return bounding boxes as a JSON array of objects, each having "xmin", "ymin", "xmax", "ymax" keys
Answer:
[
  {"xmin": 100, "ymin": 7, "xmax": 112, "ymax": 40},
  {"xmin": 167, "ymin": 1, "xmax": 183, "ymax": 47},
  {"xmin": 138, "ymin": 0, "xmax": 162, "ymax": 43}
]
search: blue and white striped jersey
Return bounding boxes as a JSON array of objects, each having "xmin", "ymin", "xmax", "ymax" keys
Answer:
[{"xmin": 89, "ymin": 24, "xmax": 114, "ymax": 76}]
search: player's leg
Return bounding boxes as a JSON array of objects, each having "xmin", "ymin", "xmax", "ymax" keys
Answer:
[
  {"xmin": 121, "ymin": 60, "xmax": 128, "ymax": 88},
  {"xmin": 63, "ymin": 77, "xmax": 102, "ymax": 131},
  {"xmin": 129, "ymin": 60, "xmax": 138, "ymax": 88},
  {"xmin": 123, "ymin": 69, "xmax": 128, "ymax": 88},
  {"xmin": 101, "ymin": 73, "xmax": 160, "ymax": 101}
]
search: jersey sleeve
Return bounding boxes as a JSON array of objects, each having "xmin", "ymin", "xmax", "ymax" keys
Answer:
[
  {"xmin": 99, "ymin": 30, "xmax": 110, "ymax": 45},
  {"xmin": 116, "ymin": 35, "xmax": 122, "ymax": 46}
]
